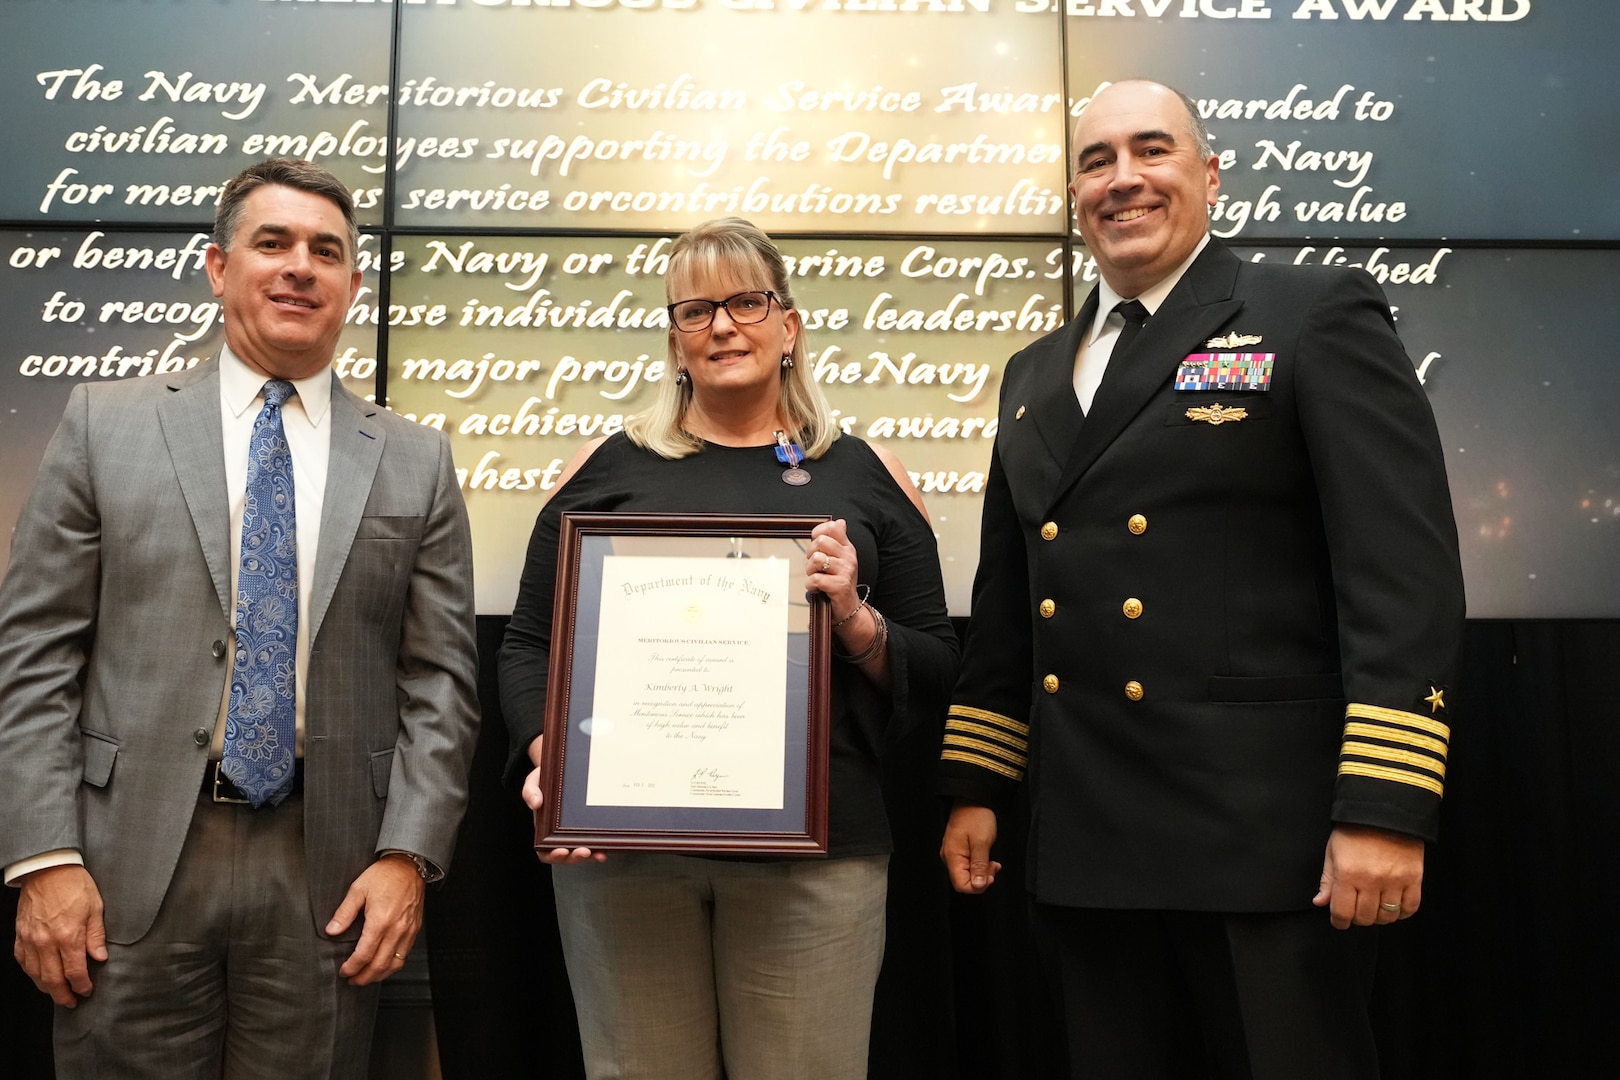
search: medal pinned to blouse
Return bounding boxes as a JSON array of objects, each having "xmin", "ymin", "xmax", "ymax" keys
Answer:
[{"xmin": 774, "ymin": 429, "xmax": 811, "ymax": 486}]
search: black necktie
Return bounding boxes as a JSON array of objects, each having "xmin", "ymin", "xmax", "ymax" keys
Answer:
[{"xmin": 1111, "ymin": 300, "xmax": 1150, "ymax": 361}]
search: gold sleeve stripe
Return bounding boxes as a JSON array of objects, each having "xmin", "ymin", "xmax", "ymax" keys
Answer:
[
  {"xmin": 1342, "ymin": 740, "xmax": 1447, "ymax": 779},
  {"xmin": 948, "ymin": 705, "xmax": 1031, "ymax": 736},
  {"xmin": 1339, "ymin": 760, "xmax": 1445, "ymax": 798},
  {"xmin": 944, "ymin": 718, "xmax": 1030, "ymax": 752},
  {"xmin": 942, "ymin": 733, "xmax": 1028, "ymax": 769},
  {"xmin": 1343, "ymin": 722, "xmax": 1449, "ymax": 759},
  {"xmin": 1345, "ymin": 703, "xmax": 1451, "ymax": 741},
  {"xmin": 941, "ymin": 748, "xmax": 1024, "ymax": 782}
]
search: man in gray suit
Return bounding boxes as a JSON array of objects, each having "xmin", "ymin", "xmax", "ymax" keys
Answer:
[{"xmin": 0, "ymin": 158, "xmax": 480, "ymax": 1077}]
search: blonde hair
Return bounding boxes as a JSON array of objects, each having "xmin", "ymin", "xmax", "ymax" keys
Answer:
[{"xmin": 624, "ymin": 218, "xmax": 840, "ymax": 460}]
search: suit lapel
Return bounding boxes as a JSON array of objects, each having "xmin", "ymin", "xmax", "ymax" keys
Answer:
[
  {"xmin": 310, "ymin": 383, "xmax": 386, "ymax": 644},
  {"xmin": 157, "ymin": 361, "xmax": 231, "ymax": 620},
  {"xmin": 1051, "ymin": 243, "xmax": 1245, "ymax": 504},
  {"xmin": 1021, "ymin": 292, "xmax": 1096, "ymax": 467}
]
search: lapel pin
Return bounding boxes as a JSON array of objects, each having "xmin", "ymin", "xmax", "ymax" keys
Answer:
[{"xmin": 1015, "ymin": 405, "xmax": 1026, "ymax": 420}]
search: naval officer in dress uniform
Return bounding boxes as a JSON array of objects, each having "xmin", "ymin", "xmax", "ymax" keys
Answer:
[{"xmin": 938, "ymin": 79, "xmax": 1465, "ymax": 1079}]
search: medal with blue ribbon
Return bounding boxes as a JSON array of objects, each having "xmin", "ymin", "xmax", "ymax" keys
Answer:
[{"xmin": 774, "ymin": 429, "xmax": 811, "ymax": 486}]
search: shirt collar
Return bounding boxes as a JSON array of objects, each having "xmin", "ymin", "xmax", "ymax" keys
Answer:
[
  {"xmin": 220, "ymin": 344, "xmax": 333, "ymax": 428},
  {"xmin": 1090, "ymin": 233, "xmax": 1212, "ymax": 340}
]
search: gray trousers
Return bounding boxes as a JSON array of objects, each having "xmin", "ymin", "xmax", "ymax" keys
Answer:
[
  {"xmin": 553, "ymin": 852, "xmax": 889, "ymax": 1080},
  {"xmin": 53, "ymin": 789, "xmax": 380, "ymax": 1079}
]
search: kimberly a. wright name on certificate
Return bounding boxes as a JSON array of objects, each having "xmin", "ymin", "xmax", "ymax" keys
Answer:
[{"xmin": 586, "ymin": 553, "xmax": 791, "ymax": 810}]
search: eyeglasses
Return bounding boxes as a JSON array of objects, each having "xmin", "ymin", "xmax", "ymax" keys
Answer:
[{"xmin": 667, "ymin": 290, "xmax": 777, "ymax": 333}]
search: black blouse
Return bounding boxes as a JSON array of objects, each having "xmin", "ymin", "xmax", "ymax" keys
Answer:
[{"xmin": 498, "ymin": 432, "xmax": 958, "ymax": 856}]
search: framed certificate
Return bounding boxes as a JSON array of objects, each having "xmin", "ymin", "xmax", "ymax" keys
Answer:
[{"xmin": 536, "ymin": 512, "xmax": 832, "ymax": 855}]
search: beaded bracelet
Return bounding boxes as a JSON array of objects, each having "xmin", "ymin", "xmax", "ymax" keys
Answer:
[
  {"xmin": 832, "ymin": 584, "xmax": 872, "ymax": 631},
  {"xmin": 835, "ymin": 608, "xmax": 887, "ymax": 666}
]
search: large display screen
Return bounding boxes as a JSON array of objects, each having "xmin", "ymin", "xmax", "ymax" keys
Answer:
[{"xmin": 2, "ymin": 0, "xmax": 1614, "ymax": 618}]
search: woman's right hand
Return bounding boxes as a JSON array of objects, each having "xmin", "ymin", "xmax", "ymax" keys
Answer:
[{"xmin": 525, "ymin": 738, "xmax": 606, "ymax": 864}]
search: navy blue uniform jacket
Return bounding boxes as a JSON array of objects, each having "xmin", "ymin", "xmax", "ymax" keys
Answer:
[{"xmin": 940, "ymin": 240, "xmax": 1465, "ymax": 912}]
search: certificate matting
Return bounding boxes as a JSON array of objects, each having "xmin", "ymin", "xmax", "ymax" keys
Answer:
[{"xmin": 538, "ymin": 513, "xmax": 831, "ymax": 855}]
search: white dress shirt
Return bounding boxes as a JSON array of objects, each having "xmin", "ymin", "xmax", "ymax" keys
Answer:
[{"xmin": 1073, "ymin": 234, "xmax": 1211, "ymax": 414}]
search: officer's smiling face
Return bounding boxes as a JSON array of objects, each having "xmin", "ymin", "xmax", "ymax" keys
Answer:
[{"xmin": 1069, "ymin": 80, "xmax": 1220, "ymax": 298}]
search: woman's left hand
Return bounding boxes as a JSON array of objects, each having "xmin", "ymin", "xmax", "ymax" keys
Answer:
[{"xmin": 804, "ymin": 518, "xmax": 861, "ymax": 622}]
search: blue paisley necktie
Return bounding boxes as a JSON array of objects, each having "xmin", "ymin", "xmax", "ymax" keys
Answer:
[{"xmin": 223, "ymin": 379, "xmax": 299, "ymax": 808}]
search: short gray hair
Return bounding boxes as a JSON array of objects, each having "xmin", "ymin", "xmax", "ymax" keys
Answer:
[{"xmin": 1171, "ymin": 85, "xmax": 1214, "ymax": 160}]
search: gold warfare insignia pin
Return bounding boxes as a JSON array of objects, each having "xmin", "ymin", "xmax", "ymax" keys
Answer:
[
  {"xmin": 1205, "ymin": 332, "xmax": 1263, "ymax": 349},
  {"xmin": 1185, "ymin": 403, "xmax": 1248, "ymax": 425}
]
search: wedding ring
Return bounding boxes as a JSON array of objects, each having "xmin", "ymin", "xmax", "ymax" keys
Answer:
[
  {"xmin": 820, "ymin": 557, "xmax": 832, "ymax": 573},
  {"xmin": 1379, "ymin": 902, "xmax": 1401, "ymax": 914},
  {"xmin": 393, "ymin": 952, "xmax": 406, "ymax": 960}
]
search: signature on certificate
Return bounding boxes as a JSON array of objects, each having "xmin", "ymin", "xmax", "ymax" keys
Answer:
[{"xmin": 689, "ymin": 766, "xmax": 740, "ymax": 799}]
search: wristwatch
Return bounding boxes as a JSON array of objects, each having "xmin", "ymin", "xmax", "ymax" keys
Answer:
[{"xmin": 383, "ymin": 850, "xmax": 439, "ymax": 882}]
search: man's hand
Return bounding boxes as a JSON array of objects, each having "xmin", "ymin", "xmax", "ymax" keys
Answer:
[
  {"xmin": 940, "ymin": 802, "xmax": 1001, "ymax": 894},
  {"xmin": 326, "ymin": 855, "xmax": 424, "ymax": 986},
  {"xmin": 1313, "ymin": 823, "xmax": 1425, "ymax": 930},
  {"xmin": 14, "ymin": 864, "xmax": 107, "ymax": 1007}
]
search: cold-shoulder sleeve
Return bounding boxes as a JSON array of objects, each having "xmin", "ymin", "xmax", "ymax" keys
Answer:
[{"xmin": 859, "ymin": 453, "xmax": 959, "ymax": 752}]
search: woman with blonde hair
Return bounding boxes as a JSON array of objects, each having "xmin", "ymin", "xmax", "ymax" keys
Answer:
[{"xmin": 499, "ymin": 217, "xmax": 957, "ymax": 1080}]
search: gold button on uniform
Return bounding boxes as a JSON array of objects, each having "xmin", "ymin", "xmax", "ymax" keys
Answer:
[
  {"xmin": 1040, "ymin": 522, "xmax": 1058, "ymax": 541},
  {"xmin": 1128, "ymin": 514, "xmax": 1147, "ymax": 535},
  {"xmin": 1124, "ymin": 681, "xmax": 1144, "ymax": 701},
  {"xmin": 1039, "ymin": 599, "xmax": 1056, "ymax": 618},
  {"xmin": 1122, "ymin": 598, "xmax": 1143, "ymax": 619},
  {"xmin": 1043, "ymin": 674, "xmax": 1059, "ymax": 694}
]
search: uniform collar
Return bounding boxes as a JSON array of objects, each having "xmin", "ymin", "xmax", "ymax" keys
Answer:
[{"xmin": 1090, "ymin": 233, "xmax": 1212, "ymax": 340}]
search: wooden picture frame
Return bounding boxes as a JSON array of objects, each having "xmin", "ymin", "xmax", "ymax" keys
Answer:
[{"xmin": 535, "ymin": 512, "xmax": 832, "ymax": 855}]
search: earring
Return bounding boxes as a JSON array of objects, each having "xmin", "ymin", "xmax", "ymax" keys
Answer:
[
  {"xmin": 781, "ymin": 354, "xmax": 793, "ymax": 369},
  {"xmin": 674, "ymin": 368, "xmax": 688, "ymax": 385}
]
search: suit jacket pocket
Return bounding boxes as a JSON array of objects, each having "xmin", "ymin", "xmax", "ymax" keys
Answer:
[
  {"xmin": 355, "ymin": 515, "xmax": 425, "ymax": 541},
  {"xmin": 81, "ymin": 730, "xmax": 120, "ymax": 787},
  {"xmin": 370, "ymin": 747, "xmax": 394, "ymax": 797},
  {"xmin": 1208, "ymin": 673, "xmax": 1343, "ymax": 703}
]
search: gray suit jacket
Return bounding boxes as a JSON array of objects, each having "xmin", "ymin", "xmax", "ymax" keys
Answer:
[{"xmin": 0, "ymin": 358, "xmax": 481, "ymax": 943}]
